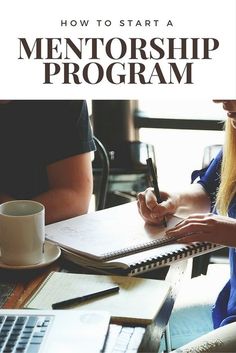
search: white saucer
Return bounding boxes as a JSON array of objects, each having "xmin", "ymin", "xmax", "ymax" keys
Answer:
[{"xmin": 0, "ymin": 242, "xmax": 61, "ymax": 270}]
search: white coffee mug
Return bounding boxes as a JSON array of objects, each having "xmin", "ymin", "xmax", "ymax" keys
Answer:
[{"xmin": 0, "ymin": 200, "xmax": 45, "ymax": 266}]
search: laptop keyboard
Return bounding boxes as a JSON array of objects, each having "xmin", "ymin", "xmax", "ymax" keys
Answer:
[
  {"xmin": 0, "ymin": 314, "xmax": 145, "ymax": 353},
  {"xmin": 0, "ymin": 314, "xmax": 53, "ymax": 353},
  {"xmin": 105, "ymin": 325, "xmax": 145, "ymax": 353}
]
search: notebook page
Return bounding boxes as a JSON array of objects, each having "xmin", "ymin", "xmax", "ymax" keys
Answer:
[
  {"xmin": 25, "ymin": 272, "xmax": 170, "ymax": 325},
  {"xmin": 45, "ymin": 202, "xmax": 183, "ymax": 260}
]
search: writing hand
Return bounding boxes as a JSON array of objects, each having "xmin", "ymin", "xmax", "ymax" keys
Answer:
[{"xmin": 137, "ymin": 187, "xmax": 177, "ymax": 225}]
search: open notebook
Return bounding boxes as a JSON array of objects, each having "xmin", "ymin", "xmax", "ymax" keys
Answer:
[{"xmin": 46, "ymin": 202, "xmax": 222, "ymax": 276}]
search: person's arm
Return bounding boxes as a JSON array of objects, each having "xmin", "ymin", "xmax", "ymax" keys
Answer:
[
  {"xmin": 0, "ymin": 152, "xmax": 93, "ymax": 224},
  {"xmin": 137, "ymin": 183, "xmax": 211, "ymax": 225},
  {"xmin": 166, "ymin": 212, "xmax": 236, "ymax": 247},
  {"xmin": 33, "ymin": 152, "xmax": 93, "ymax": 224},
  {"xmin": 138, "ymin": 184, "xmax": 236, "ymax": 247}
]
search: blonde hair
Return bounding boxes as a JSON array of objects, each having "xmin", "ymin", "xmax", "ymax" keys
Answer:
[{"xmin": 216, "ymin": 119, "xmax": 236, "ymax": 215}]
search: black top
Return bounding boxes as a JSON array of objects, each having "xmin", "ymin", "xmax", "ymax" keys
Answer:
[{"xmin": 0, "ymin": 100, "xmax": 95, "ymax": 199}]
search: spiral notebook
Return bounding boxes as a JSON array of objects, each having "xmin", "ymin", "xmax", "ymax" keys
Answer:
[{"xmin": 45, "ymin": 202, "xmax": 222, "ymax": 276}]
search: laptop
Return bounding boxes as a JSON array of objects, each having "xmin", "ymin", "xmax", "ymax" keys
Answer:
[{"xmin": 0, "ymin": 309, "xmax": 110, "ymax": 353}]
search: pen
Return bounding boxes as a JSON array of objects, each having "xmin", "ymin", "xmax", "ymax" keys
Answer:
[
  {"xmin": 52, "ymin": 285, "xmax": 120, "ymax": 309},
  {"xmin": 146, "ymin": 158, "xmax": 167, "ymax": 227}
]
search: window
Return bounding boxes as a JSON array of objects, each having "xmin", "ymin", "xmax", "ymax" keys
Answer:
[
  {"xmin": 138, "ymin": 100, "xmax": 226, "ymax": 120},
  {"xmin": 137, "ymin": 100, "xmax": 225, "ymax": 189}
]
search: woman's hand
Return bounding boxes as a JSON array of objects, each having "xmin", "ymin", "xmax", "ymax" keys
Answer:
[
  {"xmin": 166, "ymin": 213, "xmax": 236, "ymax": 247},
  {"xmin": 137, "ymin": 187, "xmax": 179, "ymax": 225}
]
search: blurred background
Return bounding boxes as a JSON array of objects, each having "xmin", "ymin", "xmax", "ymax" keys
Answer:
[{"xmin": 89, "ymin": 99, "xmax": 225, "ymax": 210}]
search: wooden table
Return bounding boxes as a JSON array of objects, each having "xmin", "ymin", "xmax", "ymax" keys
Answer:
[{"xmin": 0, "ymin": 258, "xmax": 188, "ymax": 353}]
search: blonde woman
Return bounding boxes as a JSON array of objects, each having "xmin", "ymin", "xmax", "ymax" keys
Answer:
[{"xmin": 138, "ymin": 100, "xmax": 236, "ymax": 352}]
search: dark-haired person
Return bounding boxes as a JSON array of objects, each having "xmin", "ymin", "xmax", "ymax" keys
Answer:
[
  {"xmin": 138, "ymin": 100, "xmax": 236, "ymax": 352},
  {"xmin": 0, "ymin": 100, "xmax": 95, "ymax": 224}
]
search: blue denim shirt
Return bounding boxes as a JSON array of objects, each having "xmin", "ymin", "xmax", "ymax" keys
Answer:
[{"xmin": 197, "ymin": 150, "xmax": 236, "ymax": 328}]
